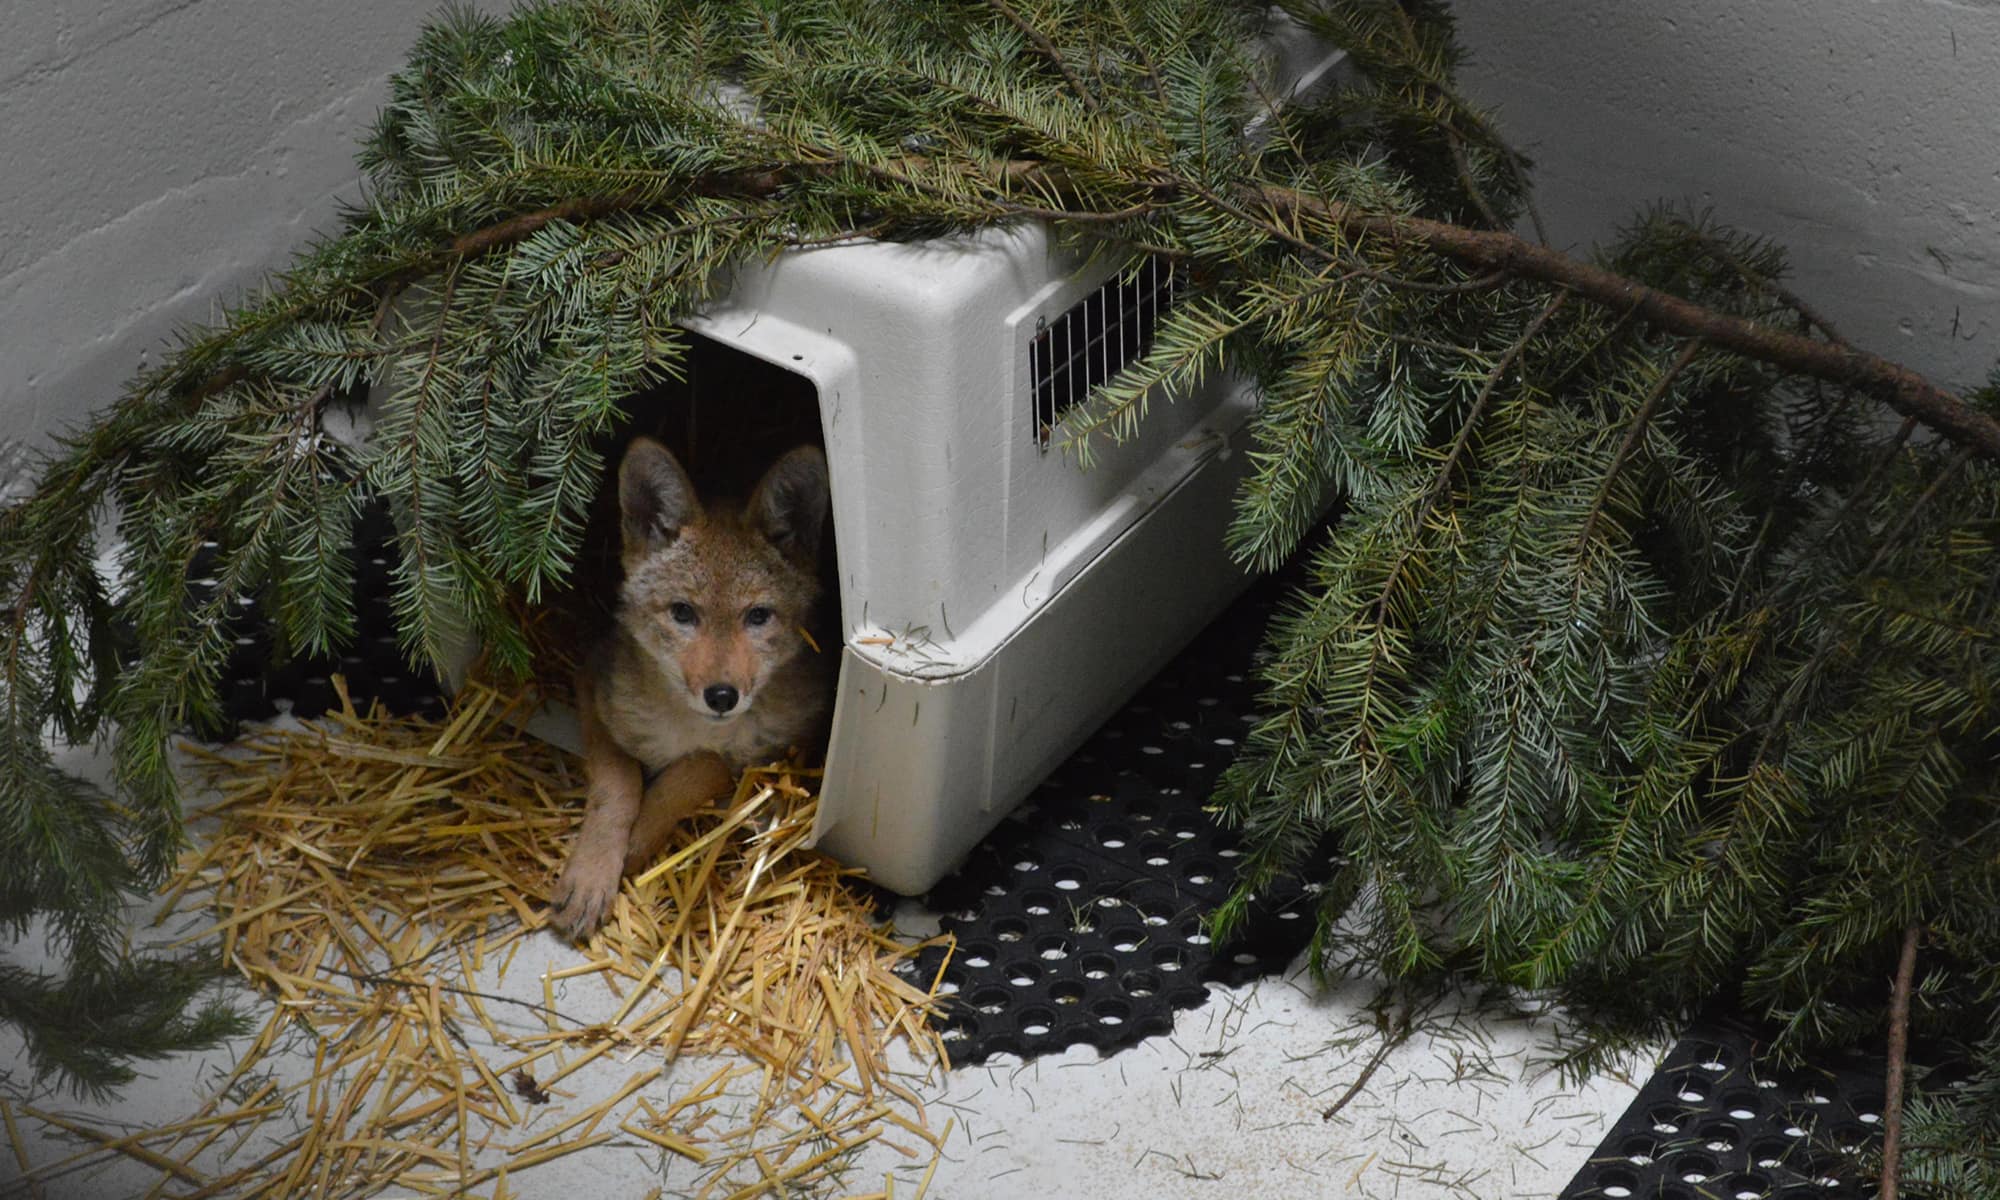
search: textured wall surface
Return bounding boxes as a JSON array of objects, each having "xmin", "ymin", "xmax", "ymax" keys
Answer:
[
  {"xmin": 1454, "ymin": 0, "xmax": 2000, "ymax": 391},
  {"xmin": 1, "ymin": 2, "xmax": 1995, "ymax": 473},
  {"xmin": 0, "ymin": 0, "xmax": 505, "ymax": 462}
]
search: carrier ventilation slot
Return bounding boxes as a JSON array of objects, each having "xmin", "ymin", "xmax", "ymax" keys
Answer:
[{"xmin": 1031, "ymin": 258, "xmax": 1182, "ymax": 449}]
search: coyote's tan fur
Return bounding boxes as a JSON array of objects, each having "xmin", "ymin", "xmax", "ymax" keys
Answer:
[{"xmin": 549, "ymin": 438, "xmax": 833, "ymax": 938}]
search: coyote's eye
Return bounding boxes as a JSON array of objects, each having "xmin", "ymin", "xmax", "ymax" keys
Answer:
[
  {"xmin": 743, "ymin": 606, "xmax": 774, "ymax": 628},
  {"xmin": 668, "ymin": 601, "xmax": 698, "ymax": 626}
]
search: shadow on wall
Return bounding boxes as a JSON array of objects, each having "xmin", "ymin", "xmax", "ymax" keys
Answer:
[{"xmin": 1450, "ymin": 0, "xmax": 2000, "ymax": 387}]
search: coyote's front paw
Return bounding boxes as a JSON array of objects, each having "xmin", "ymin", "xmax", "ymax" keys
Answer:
[{"xmin": 549, "ymin": 844, "xmax": 622, "ymax": 939}]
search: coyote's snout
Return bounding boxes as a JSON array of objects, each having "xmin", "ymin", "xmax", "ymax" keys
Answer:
[{"xmin": 550, "ymin": 438, "xmax": 833, "ymax": 938}]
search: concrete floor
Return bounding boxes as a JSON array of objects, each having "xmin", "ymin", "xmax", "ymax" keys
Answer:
[
  {"xmin": 0, "ymin": 739, "xmax": 1649, "ymax": 1200},
  {"xmin": 3, "ymin": 961, "xmax": 1642, "ymax": 1198}
]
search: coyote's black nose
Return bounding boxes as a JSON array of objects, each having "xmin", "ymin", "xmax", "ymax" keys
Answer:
[{"xmin": 703, "ymin": 684, "xmax": 740, "ymax": 714}]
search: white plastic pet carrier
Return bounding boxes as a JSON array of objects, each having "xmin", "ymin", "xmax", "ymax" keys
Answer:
[{"xmin": 486, "ymin": 20, "xmax": 1346, "ymax": 894}]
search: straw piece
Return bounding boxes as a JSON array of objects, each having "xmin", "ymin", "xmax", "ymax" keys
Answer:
[
  {"xmin": 913, "ymin": 1145, "xmax": 943, "ymax": 1200},
  {"xmin": 22, "ymin": 1107, "xmax": 209, "ymax": 1185},
  {"xmin": 2, "ymin": 1100, "xmax": 45, "ymax": 1200},
  {"xmin": 508, "ymin": 1068, "xmax": 659, "ymax": 1154},
  {"xmin": 504, "ymin": 1130, "xmax": 617, "ymax": 1172},
  {"xmin": 722, "ymin": 1130, "xmax": 883, "ymax": 1200},
  {"xmin": 618, "ymin": 1121, "xmax": 708, "ymax": 1163},
  {"xmin": 23, "ymin": 675, "xmax": 957, "ymax": 1199}
]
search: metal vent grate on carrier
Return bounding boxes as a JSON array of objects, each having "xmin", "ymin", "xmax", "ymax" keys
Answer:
[{"xmin": 1031, "ymin": 257, "xmax": 1182, "ymax": 448}]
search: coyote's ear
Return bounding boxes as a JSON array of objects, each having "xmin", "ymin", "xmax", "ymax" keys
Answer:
[
  {"xmin": 749, "ymin": 446, "xmax": 830, "ymax": 565},
  {"xmin": 619, "ymin": 438, "xmax": 699, "ymax": 554}
]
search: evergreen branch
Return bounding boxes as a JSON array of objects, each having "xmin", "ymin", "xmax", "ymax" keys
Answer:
[
  {"xmin": 983, "ymin": 0, "xmax": 1100, "ymax": 112},
  {"xmin": 446, "ymin": 193, "xmax": 643, "ymax": 261},
  {"xmin": 1412, "ymin": 291, "xmax": 1568, "ymax": 532},
  {"xmin": 1275, "ymin": 0, "xmax": 1545, "ymax": 240},
  {"xmin": 1749, "ymin": 444, "xmax": 1977, "ymax": 769},
  {"xmin": 385, "ymin": 263, "xmax": 466, "ymax": 673},
  {"xmin": 1393, "ymin": 18, "xmax": 1546, "ymax": 244},
  {"xmin": 0, "ymin": 956, "xmax": 246, "ymax": 1101},
  {"xmin": 1882, "ymin": 922, "xmax": 1922, "ymax": 1200},
  {"xmin": 1442, "ymin": 127, "xmax": 1505, "ymax": 231},
  {"xmin": 1725, "ymin": 411, "xmax": 1918, "ymax": 621},
  {"xmin": 1517, "ymin": 639, "xmax": 1714, "ymax": 985},
  {"xmin": 1243, "ymin": 183, "xmax": 2000, "ymax": 459},
  {"xmin": 1719, "ymin": 407, "xmax": 1906, "ymax": 621},
  {"xmin": 146, "ymin": 150, "xmax": 2000, "ymax": 467},
  {"xmin": 1575, "ymin": 340, "xmax": 1701, "ymax": 553},
  {"xmin": 1667, "ymin": 216, "xmax": 1849, "ymax": 344},
  {"xmin": 1109, "ymin": 0, "xmax": 1171, "ymax": 114},
  {"xmin": 1224, "ymin": 298, "xmax": 1567, "ymax": 969},
  {"xmin": 1318, "ymin": 1004, "xmax": 1413, "ymax": 1121}
]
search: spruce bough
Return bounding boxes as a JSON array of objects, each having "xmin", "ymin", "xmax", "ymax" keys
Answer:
[{"xmin": 1, "ymin": 1, "xmax": 1994, "ymax": 1189}]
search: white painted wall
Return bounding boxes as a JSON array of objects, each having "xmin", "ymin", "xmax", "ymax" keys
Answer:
[
  {"xmin": 2, "ymin": 1, "xmax": 1993, "ymax": 479},
  {"xmin": 1454, "ymin": 0, "xmax": 2000, "ymax": 391},
  {"xmin": 0, "ymin": 0, "xmax": 502, "ymax": 466}
]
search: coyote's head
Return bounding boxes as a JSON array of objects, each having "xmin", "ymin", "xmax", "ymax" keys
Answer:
[{"xmin": 615, "ymin": 438, "xmax": 829, "ymax": 721}]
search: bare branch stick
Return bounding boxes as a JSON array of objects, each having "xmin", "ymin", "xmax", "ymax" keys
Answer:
[
  {"xmin": 1673, "ymin": 220, "xmax": 1851, "ymax": 345},
  {"xmin": 1880, "ymin": 922, "xmax": 1922, "ymax": 1200},
  {"xmin": 1575, "ymin": 340, "xmax": 1705, "ymax": 555},
  {"xmin": 1244, "ymin": 183, "xmax": 2000, "ymax": 460},
  {"xmin": 1321, "ymin": 1009, "xmax": 1414, "ymax": 1122},
  {"xmin": 984, "ymin": 0, "xmax": 1099, "ymax": 112}
]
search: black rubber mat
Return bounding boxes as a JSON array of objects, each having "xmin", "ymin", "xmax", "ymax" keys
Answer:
[
  {"xmin": 1562, "ymin": 1017, "xmax": 1887, "ymax": 1200},
  {"xmin": 183, "ymin": 503, "xmax": 449, "ymax": 737},
  {"xmin": 906, "ymin": 570, "xmax": 1323, "ymax": 1063}
]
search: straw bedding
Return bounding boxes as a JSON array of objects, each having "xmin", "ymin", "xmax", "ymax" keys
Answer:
[{"xmin": 16, "ymin": 679, "xmax": 952, "ymax": 1199}]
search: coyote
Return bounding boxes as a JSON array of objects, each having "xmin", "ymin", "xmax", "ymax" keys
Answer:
[{"xmin": 549, "ymin": 437, "xmax": 833, "ymax": 938}]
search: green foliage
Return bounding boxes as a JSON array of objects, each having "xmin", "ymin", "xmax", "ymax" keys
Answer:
[
  {"xmin": 1898, "ymin": 1031, "xmax": 2000, "ymax": 1198},
  {"xmin": 0, "ymin": 954, "xmax": 248, "ymax": 1101},
  {"xmin": 0, "ymin": 3, "xmax": 1994, "ymax": 1188}
]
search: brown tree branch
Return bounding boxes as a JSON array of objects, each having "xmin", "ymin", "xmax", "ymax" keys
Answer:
[
  {"xmin": 171, "ymin": 153, "xmax": 2000, "ymax": 464},
  {"xmin": 984, "ymin": 0, "xmax": 1100, "ymax": 112},
  {"xmin": 1240, "ymin": 184, "xmax": 2000, "ymax": 460},
  {"xmin": 1574, "ymin": 339, "xmax": 1704, "ymax": 558},
  {"xmin": 1881, "ymin": 922, "xmax": 1922, "ymax": 1200},
  {"xmin": 446, "ymin": 193, "xmax": 640, "ymax": 259},
  {"xmin": 1674, "ymin": 220, "xmax": 1850, "ymax": 345},
  {"xmin": 1320, "ymin": 1008, "xmax": 1414, "ymax": 1122}
]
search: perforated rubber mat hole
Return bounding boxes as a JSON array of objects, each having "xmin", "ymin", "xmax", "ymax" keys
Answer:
[{"xmin": 1562, "ymin": 1018, "xmax": 1891, "ymax": 1200}]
